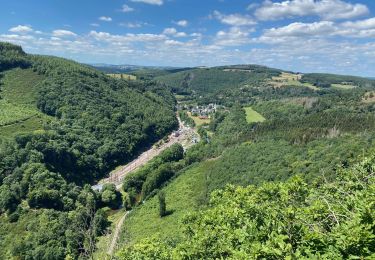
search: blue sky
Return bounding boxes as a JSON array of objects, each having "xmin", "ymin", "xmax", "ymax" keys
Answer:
[{"xmin": 1, "ymin": 0, "xmax": 375, "ymax": 76}]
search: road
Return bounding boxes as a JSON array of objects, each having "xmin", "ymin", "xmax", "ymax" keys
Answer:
[
  {"xmin": 97, "ymin": 115, "xmax": 198, "ymax": 190},
  {"xmin": 98, "ymin": 115, "xmax": 198, "ymax": 258}
]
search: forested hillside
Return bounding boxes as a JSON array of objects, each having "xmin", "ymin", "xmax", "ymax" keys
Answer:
[
  {"xmin": 155, "ymin": 65, "xmax": 282, "ymax": 95},
  {"xmin": 115, "ymin": 64, "xmax": 375, "ymax": 259},
  {"xmin": 0, "ymin": 42, "xmax": 177, "ymax": 259}
]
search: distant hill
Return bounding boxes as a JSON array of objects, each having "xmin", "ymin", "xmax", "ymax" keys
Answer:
[
  {"xmin": 153, "ymin": 64, "xmax": 375, "ymax": 97},
  {"xmin": 155, "ymin": 64, "xmax": 282, "ymax": 95},
  {"xmin": 90, "ymin": 63, "xmax": 183, "ymax": 74}
]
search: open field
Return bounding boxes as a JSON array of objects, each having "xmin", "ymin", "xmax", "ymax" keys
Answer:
[
  {"xmin": 107, "ymin": 74, "xmax": 137, "ymax": 80},
  {"xmin": 0, "ymin": 68, "xmax": 49, "ymax": 139},
  {"xmin": 187, "ymin": 112, "xmax": 210, "ymax": 126},
  {"xmin": 269, "ymin": 72, "xmax": 318, "ymax": 90},
  {"xmin": 244, "ymin": 106, "xmax": 265, "ymax": 123},
  {"xmin": 363, "ymin": 91, "xmax": 375, "ymax": 103}
]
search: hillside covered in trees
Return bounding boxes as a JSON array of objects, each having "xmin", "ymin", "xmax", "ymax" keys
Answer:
[
  {"xmin": 113, "ymin": 63, "xmax": 375, "ymax": 259},
  {"xmin": 0, "ymin": 42, "xmax": 177, "ymax": 259}
]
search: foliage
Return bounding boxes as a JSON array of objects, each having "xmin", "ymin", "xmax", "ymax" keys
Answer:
[
  {"xmin": 301, "ymin": 73, "xmax": 375, "ymax": 89},
  {"xmin": 123, "ymin": 143, "xmax": 184, "ymax": 198},
  {"xmin": 118, "ymin": 154, "xmax": 375, "ymax": 259},
  {"xmin": 100, "ymin": 184, "xmax": 122, "ymax": 210},
  {"xmin": 158, "ymin": 191, "xmax": 166, "ymax": 217},
  {"xmin": 0, "ymin": 42, "xmax": 30, "ymax": 72},
  {"xmin": 0, "ymin": 42, "xmax": 178, "ymax": 258},
  {"xmin": 156, "ymin": 65, "xmax": 281, "ymax": 95},
  {"xmin": 178, "ymin": 111, "xmax": 195, "ymax": 127}
]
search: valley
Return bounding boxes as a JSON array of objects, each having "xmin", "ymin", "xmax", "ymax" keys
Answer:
[{"xmin": 1, "ymin": 42, "xmax": 375, "ymax": 259}]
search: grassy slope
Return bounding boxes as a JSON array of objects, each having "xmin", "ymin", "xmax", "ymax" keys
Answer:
[
  {"xmin": 0, "ymin": 68, "xmax": 49, "ymax": 140},
  {"xmin": 243, "ymin": 107, "xmax": 265, "ymax": 123},
  {"xmin": 119, "ymin": 160, "xmax": 215, "ymax": 245}
]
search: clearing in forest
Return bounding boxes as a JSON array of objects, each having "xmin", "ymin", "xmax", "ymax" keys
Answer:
[
  {"xmin": 107, "ymin": 74, "xmax": 137, "ymax": 80},
  {"xmin": 244, "ymin": 107, "xmax": 265, "ymax": 123},
  {"xmin": 269, "ymin": 72, "xmax": 318, "ymax": 90},
  {"xmin": 0, "ymin": 68, "xmax": 50, "ymax": 139},
  {"xmin": 187, "ymin": 111, "xmax": 211, "ymax": 126}
]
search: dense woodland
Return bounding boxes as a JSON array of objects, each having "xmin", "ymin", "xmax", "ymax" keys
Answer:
[{"xmin": 0, "ymin": 42, "xmax": 177, "ymax": 259}]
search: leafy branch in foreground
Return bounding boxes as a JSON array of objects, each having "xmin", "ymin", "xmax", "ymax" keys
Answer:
[{"xmin": 117, "ymin": 154, "xmax": 375, "ymax": 259}]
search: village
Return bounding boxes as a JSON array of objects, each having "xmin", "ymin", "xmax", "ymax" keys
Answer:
[{"xmin": 176, "ymin": 103, "xmax": 222, "ymax": 119}]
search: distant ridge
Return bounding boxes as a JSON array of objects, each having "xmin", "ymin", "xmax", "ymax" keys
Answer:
[{"xmin": 89, "ymin": 63, "xmax": 183, "ymax": 73}]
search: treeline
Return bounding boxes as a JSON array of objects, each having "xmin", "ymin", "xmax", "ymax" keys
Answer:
[
  {"xmin": 0, "ymin": 42, "xmax": 30, "ymax": 72},
  {"xmin": 301, "ymin": 73, "xmax": 375, "ymax": 88},
  {"xmin": 118, "ymin": 154, "xmax": 375, "ymax": 259}
]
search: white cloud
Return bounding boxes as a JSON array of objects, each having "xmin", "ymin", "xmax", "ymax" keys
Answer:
[
  {"xmin": 119, "ymin": 22, "xmax": 144, "ymax": 28},
  {"xmin": 130, "ymin": 0, "xmax": 163, "ymax": 5},
  {"xmin": 263, "ymin": 21, "xmax": 335, "ymax": 38},
  {"xmin": 176, "ymin": 20, "xmax": 188, "ymax": 27},
  {"xmin": 213, "ymin": 11, "xmax": 256, "ymax": 26},
  {"xmin": 255, "ymin": 0, "xmax": 369, "ymax": 21},
  {"xmin": 342, "ymin": 17, "xmax": 375, "ymax": 30},
  {"xmin": 163, "ymin": 27, "xmax": 177, "ymax": 35},
  {"xmin": 99, "ymin": 16, "xmax": 112, "ymax": 22},
  {"xmin": 52, "ymin": 30, "xmax": 77, "ymax": 37},
  {"xmin": 121, "ymin": 4, "xmax": 135, "ymax": 12},
  {"xmin": 9, "ymin": 25, "xmax": 33, "ymax": 33},
  {"xmin": 162, "ymin": 27, "xmax": 188, "ymax": 37},
  {"xmin": 260, "ymin": 18, "xmax": 375, "ymax": 42},
  {"xmin": 89, "ymin": 30, "xmax": 167, "ymax": 43},
  {"xmin": 90, "ymin": 23, "xmax": 100, "ymax": 27},
  {"xmin": 215, "ymin": 27, "xmax": 252, "ymax": 46}
]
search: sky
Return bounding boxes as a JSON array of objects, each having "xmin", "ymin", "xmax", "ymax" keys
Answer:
[{"xmin": 1, "ymin": 0, "xmax": 375, "ymax": 76}]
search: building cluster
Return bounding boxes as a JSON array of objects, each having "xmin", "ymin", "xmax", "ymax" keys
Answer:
[{"xmin": 177, "ymin": 103, "xmax": 221, "ymax": 118}]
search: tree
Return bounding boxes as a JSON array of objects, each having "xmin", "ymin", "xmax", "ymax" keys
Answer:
[
  {"xmin": 158, "ymin": 191, "xmax": 166, "ymax": 217},
  {"xmin": 101, "ymin": 184, "xmax": 122, "ymax": 209}
]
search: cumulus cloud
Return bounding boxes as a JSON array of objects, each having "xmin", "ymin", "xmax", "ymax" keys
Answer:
[
  {"xmin": 121, "ymin": 4, "xmax": 135, "ymax": 12},
  {"xmin": 119, "ymin": 22, "xmax": 146, "ymax": 28},
  {"xmin": 130, "ymin": 0, "xmax": 163, "ymax": 5},
  {"xmin": 263, "ymin": 21, "xmax": 335, "ymax": 37},
  {"xmin": 260, "ymin": 17, "xmax": 375, "ymax": 42},
  {"xmin": 9, "ymin": 25, "xmax": 33, "ymax": 33},
  {"xmin": 162, "ymin": 27, "xmax": 188, "ymax": 37},
  {"xmin": 52, "ymin": 30, "xmax": 77, "ymax": 37},
  {"xmin": 215, "ymin": 27, "xmax": 253, "ymax": 46},
  {"xmin": 213, "ymin": 11, "xmax": 256, "ymax": 26},
  {"xmin": 255, "ymin": 0, "xmax": 369, "ymax": 21},
  {"xmin": 99, "ymin": 16, "xmax": 112, "ymax": 22},
  {"xmin": 175, "ymin": 20, "xmax": 188, "ymax": 27}
]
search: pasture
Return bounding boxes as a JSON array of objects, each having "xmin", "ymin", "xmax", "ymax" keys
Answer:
[
  {"xmin": 187, "ymin": 112, "xmax": 210, "ymax": 126},
  {"xmin": 0, "ymin": 68, "xmax": 49, "ymax": 139},
  {"xmin": 269, "ymin": 72, "xmax": 318, "ymax": 90},
  {"xmin": 331, "ymin": 83, "xmax": 357, "ymax": 89},
  {"xmin": 244, "ymin": 106, "xmax": 265, "ymax": 123}
]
